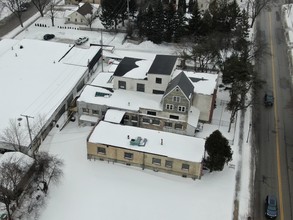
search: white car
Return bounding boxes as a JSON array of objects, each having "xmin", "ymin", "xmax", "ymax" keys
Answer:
[{"xmin": 75, "ymin": 37, "xmax": 89, "ymax": 45}]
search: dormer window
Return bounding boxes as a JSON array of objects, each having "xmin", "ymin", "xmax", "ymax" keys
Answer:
[{"xmin": 173, "ymin": 96, "xmax": 181, "ymax": 102}]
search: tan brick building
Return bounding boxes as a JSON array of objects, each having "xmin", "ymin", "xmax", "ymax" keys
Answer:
[{"xmin": 87, "ymin": 121, "xmax": 205, "ymax": 179}]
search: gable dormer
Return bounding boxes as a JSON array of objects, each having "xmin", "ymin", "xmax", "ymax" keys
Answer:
[{"xmin": 162, "ymin": 72, "xmax": 194, "ymax": 114}]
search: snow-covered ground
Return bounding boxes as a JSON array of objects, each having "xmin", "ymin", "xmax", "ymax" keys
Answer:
[{"xmin": 0, "ymin": 3, "xmax": 262, "ymax": 220}]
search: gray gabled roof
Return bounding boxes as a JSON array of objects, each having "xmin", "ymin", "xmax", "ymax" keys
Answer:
[
  {"xmin": 164, "ymin": 71, "xmax": 194, "ymax": 100},
  {"xmin": 77, "ymin": 2, "xmax": 94, "ymax": 16},
  {"xmin": 113, "ymin": 57, "xmax": 142, "ymax": 77},
  {"xmin": 148, "ymin": 55, "xmax": 178, "ymax": 75}
]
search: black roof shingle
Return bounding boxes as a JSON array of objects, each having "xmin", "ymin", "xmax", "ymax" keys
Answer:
[
  {"xmin": 148, "ymin": 55, "xmax": 178, "ymax": 75},
  {"xmin": 113, "ymin": 57, "xmax": 142, "ymax": 77},
  {"xmin": 164, "ymin": 71, "xmax": 194, "ymax": 100}
]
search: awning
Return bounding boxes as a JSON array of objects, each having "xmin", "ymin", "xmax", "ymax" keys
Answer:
[
  {"xmin": 79, "ymin": 115, "xmax": 99, "ymax": 123},
  {"xmin": 104, "ymin": 109, "xmax": 126, "ymax": 124}
]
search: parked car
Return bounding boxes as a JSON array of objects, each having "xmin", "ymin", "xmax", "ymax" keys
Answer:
[
  {"xmin": 75, "ymin": 37, "xmax": 89, "ymax": 45},
  {"xmin": 265, "ymin": 195, "xmax": 278, "ymax": 219},
  {"xmin": 264, "ymin": 90, "xmax": 274, "ymax": 107},
  {"xmin": 43, "ymin": 34, "xmax": 55, "ymax": 40}
]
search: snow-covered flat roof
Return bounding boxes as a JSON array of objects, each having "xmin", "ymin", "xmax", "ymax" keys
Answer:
[
  {"xmin": 174, "ymin": 70, "xmax": 218, "ymax": 95},
  {"xmin": 122, "ymin": 59, "xmax": 152, "ymax": 79},
  {"xmin": 79, "ymin": 115, "xmax": 99, "ymax": 123},
  {"xmin": 78, "ymin": 85, "xmax": 163, "ymax": 112},
  {"xmin": 62, "ymin": 46, "xmax": 101, "ymax": 67},
  {"xmin": 90, "ymin": 72, "xmax": 114, "ymax": 89},
  {"xmin": 104, "ymin": 109, "xmax": 125, "ymax": 123},
  {"xmin": 0, "ymin": 39, "xmax": 88, "ymax": 145},
  {"xmin": 103, "ymin": 49, "xmax": 157, "ymax": 61},
  {"xmin": 89, "ymin": 121, "xmax": 205, "ymax": 162}
]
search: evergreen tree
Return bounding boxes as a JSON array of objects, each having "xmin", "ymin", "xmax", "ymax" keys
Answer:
[
  {"xmin": 178, "ymin": 0, "xmax": 187, "ymax": 13},
  {"xmin": 163, "ymin": 2, "xmax": 176, "ymax": 42},
  {"xmin": 99, "ymin": 0, "xmax": 127, "ymax": 30},
  {"xmin": 188, "ymin": 0, "xmax": 195, "ymax": 12},
  {"xmin": 149, "ymin": 0, "xmax": 164, "ymax": 44},
  {"xmin": 204, "ymin": 130, "xmax": 233, "ymax": 172},
  {"xmin": 173, "ymin": 8, "xmax": 186, "ymax": 42},
  {"xmin": 136, "ymin": 8, "xmax": 146, "ymax": 37},
  {"xmin": 145, "ymin": 5, "xmax": 155, "ymax": 41},
  {"xmin": 233, "ymin": 9, "xmax": 249, "ymax": 52},
  {"xmin": 188, "ymin": 0, "xmax": 202, "ymax": 37},
  {"xmin": 201, "ymin": 10, "xmax": 212, "ymax": 36}
]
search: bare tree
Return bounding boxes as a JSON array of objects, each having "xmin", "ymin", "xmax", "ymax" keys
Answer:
[
  {"xmin": 34, "ymin": 152, "xmax": 64, "ymax": 194},
  {"xmin": 47, "ymin": 0, "xmax": 57, "ymax": 27},
  {"xmin": 0, "ymin": 119, "xmax": 26, "ymax": 152},
  {"xmin": 247, "ymin": 0, "xmax": 276, "ymax": 28},
  {"xmin": 85, "ymin": 13, "xmax": 96, "ymax": 30},
  {"xmin": 2, "ymin": 0, "xmax": 26, "ymax": 27},
  {"xmin": 0, "ymin": 155, "xmax": 33, "ymax": 220},
  {"xmin": 31, "ymin": 0, "xmax": 51, "ymax": 17}
]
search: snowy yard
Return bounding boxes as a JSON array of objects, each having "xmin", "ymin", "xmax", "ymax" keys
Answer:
[{"xmin": 0, "ymin": 3, "xmax": 258, "ymax": 220}]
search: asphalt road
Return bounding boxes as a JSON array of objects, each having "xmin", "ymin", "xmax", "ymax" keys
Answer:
[
  {"xmin": 253, "ymin": 1, "xmax": 293, "ymax": 220},
  {"xmin": 0, "ymin": 2, "xmax": 38, "ymax": 38}
]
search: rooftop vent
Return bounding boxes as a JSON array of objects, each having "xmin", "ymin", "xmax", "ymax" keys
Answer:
[
  {"xmin": 95, "ymin": 91, "xmax": 112, "ymax": 98},
  {"xmin": 130, "ymin": 136, "xmax": 147, "ymax": 147}
]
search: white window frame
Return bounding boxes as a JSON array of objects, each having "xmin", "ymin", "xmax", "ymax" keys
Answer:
[
  {"xmin": 166, "ymin": 104, "xmax": 174, "ymax": 110},
  {"xmin": 173, "ymin": 96, "xmax": 181, "ymax": 102},
  {"xmin": 178, "ymin": 106, "xmax": 186, "ymax": 112}
]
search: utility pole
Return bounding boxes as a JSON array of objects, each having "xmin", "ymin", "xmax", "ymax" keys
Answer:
[
  {"xmin": 100, "ymin": 29, "xmax": 104, "ymax": 72},
  {"xmin": 127, "ymin": 0, "xmax": 130, "ymax": 22},
  {"xmin": 20, "ymin": 114, "xmax": 34, "ymax": 145}
]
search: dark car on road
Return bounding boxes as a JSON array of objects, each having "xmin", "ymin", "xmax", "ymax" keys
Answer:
[
  {"xmin": 43, "ymin": 34, "xmax": 55, "ymax": 40},
  {"xmin": 265, "ymin": 195, "xmax": 278, "ymax": 219},
  {"xmin": 264, "ymin": 90, "xmax": 274, "ymax": 107}
]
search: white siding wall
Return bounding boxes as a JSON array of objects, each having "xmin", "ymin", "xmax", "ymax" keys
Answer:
[
  {"xmin": 192, "ymin": 94, "xmax": 213, "ymax": 122},
  {"xmin": 145, "ymin": 74, "xmax": 171, "ymax": 94}
]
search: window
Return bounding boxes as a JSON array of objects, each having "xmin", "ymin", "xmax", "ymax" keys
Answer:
[
  {"xmin": 131, "ymin": 115, "xmax": 138, "ymax": 121},
  {"xmin": 156, "ymin": 77, "xmax": 162, "ymax": 84},
  {"xmin": 142, "ymin": 118, "xmax": 150, "ymax": 124},
  {"xmin": 164, "ymin": 122, "xmax": 172, "ymax": 128},
  {"xmin": 165, "ymin": 160, "xmax": 173, "ymax": 168},
  {"xmin": 68, "ymin": 18, "xmax": 70, "ymax": 21},
  {"xmin": 137, "ymin": 83, "xmax": 145, "ymax": 92},
  {"xmin": 152, "ymin": 158, "xmax": 161, "ymax": 165},
  {"xmin": 124, "ymin": 152, "xmax": 133, "ymax": 160},
  {"xmin": 97, "ymin": 147, "xmax": 106, "ymax": 155},
  {"xmin": 82, "ymin": 108, "xmax": 89, "ymax": 114},
  {"xmin": 152, "ymin": 119, "xmax": 160, "ymax": 125},
  {"xmin": 92, "ymin": 109, "xmax": 99, "ymax": 115},
  {"xmin": 118, "ymin": 80, "xmax": 126, "ymax": 89},
  {"xmin": 147, "ymin": 111, "xmax": 156, "ymax": 116},
  {"xmin": 175, "ymin": 123, "xmax": 183, "ymax": 129},
  {"xmin": 170, "ymin": 115, "xmax": 179, "ymax": 120},
  {"xmin": 102, "ymin": 111, "xmax": 106, "ymax": 116},
  {"xmin": 166, "ymin": 104, "xmax": 174, "ymax": 110},
  {"xmin": 173, "ymin": 96, "xmax": 181, "ymax": 102},
  {"xmin": 75, "ymin": 18, "xmax": 77, "ymax": 22},
  {"xmin": 182, "ymin": 163, "xmax": 190, "ymax": 171},
  {"xmin": 124, "ymin": 115, "xmax": 129, "ymax": 121},
  {"xmin": 153, "ymin": 90, "xmax": 165, "ymax": 94},
  {"xmin": 178, "ymin": 106, "xmax": 186, "ymax": 112}
]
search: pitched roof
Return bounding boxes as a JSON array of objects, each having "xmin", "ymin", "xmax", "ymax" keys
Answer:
[
  {"xmin": 77, "ymin": 2, "xmax": 94, "ymax": 16},
  {"xmin": 148, "ymin": 55, "xmax": 178, "ymax": 75},
  {"xmin": 164, "ymin": 71, "xmax": 194, "ymax": 100},
  {"xmin": 113, "ymin": 57, "xmax": 143, "ymax": 77}
]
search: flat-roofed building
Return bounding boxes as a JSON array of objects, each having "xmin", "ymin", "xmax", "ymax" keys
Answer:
[{"xmin": 87, "ymin": 121, "xmax": 205, "ymax": 179}]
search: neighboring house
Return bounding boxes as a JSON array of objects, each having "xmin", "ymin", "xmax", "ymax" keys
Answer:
[
  {"xmin": 0, "ymin": 152, "xmax": 35, "ymax": 201},
  {"xmin": 66, "ymin": 2, "xmax": 99, "ymax": 25},
  {"xmin": 77, "ymin": 53, "xmax": 218, "ymax": 135},
  {"xmin": 87, "ymin": 121, "xmax": 205, "ymax": 179}
]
